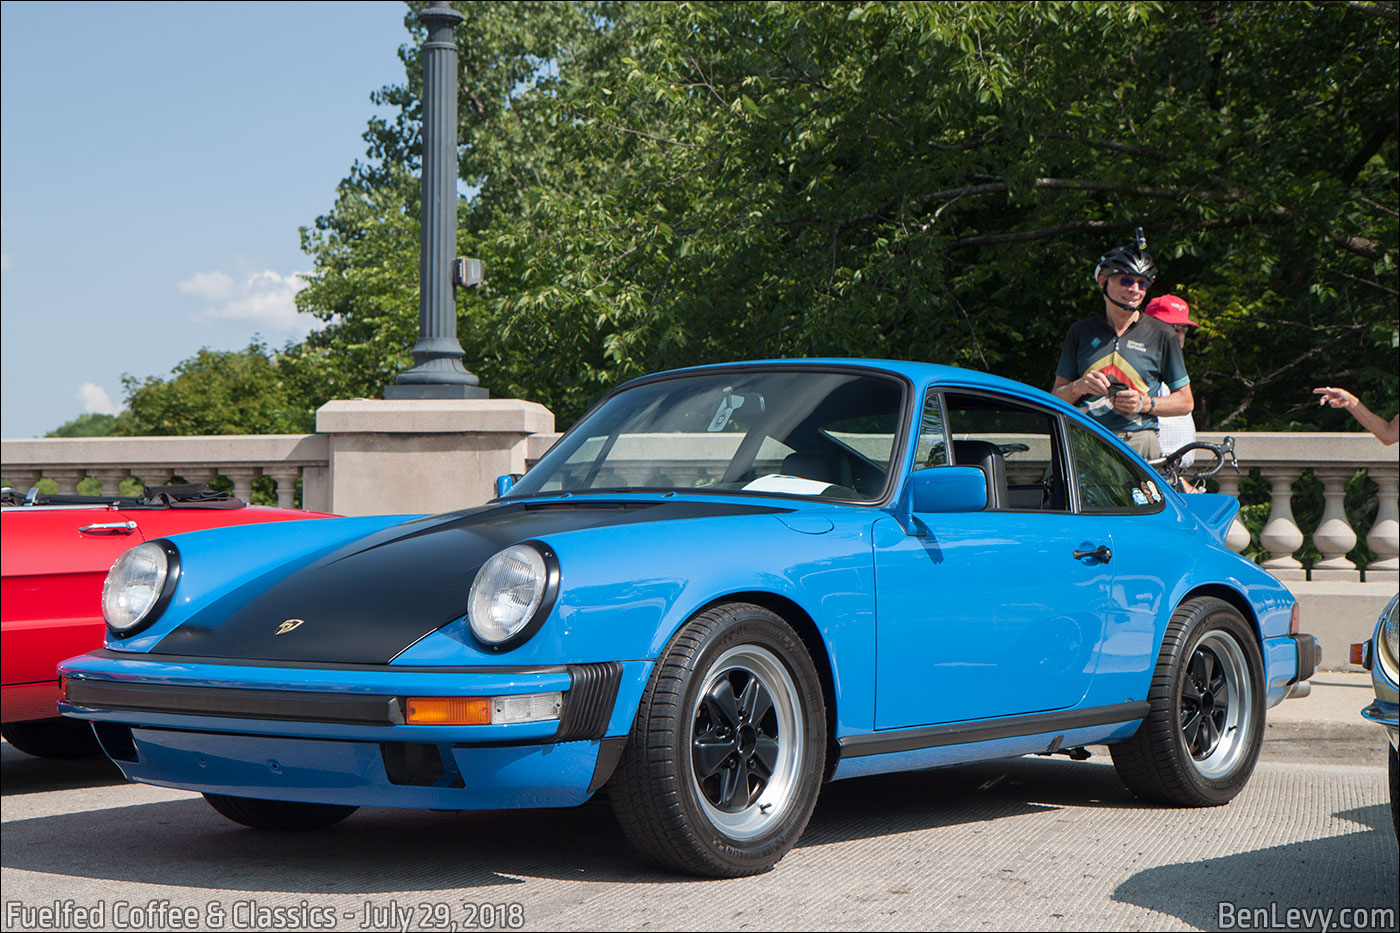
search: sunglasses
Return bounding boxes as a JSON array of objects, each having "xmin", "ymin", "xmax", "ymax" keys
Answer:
[{"xmin": 1115, "ymin": 275, "xmax": 1153, "ymax": 290}]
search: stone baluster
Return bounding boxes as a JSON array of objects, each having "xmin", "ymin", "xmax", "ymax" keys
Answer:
[
  {"xmin": 262, "ymin": 466, "xmax": 301, "ymax": 509},
  {"xmin": 1213, "ymin": 471, "xmax": 1252, "ymax": 554},
  {"xmin": 1258, "ymin": 466, "xmax": 1305, "ymax": 579},
  {"xmin": 1366, "ymin": 464, "xmax": 1400, "ymax": 584},
  {"xmin": 142, "ymin": 467, "xmax": 184, "ymax": 488},
  {"xmin": 46, "ymin": 469, "xmax": 86, "ymax": 494},
  {"xmin": 221, "ymin": 467, "xmax": 259, "ymax": 504},
  {"xmin": 4, "ymin": 470, "xmax": 43, "ymax": 494},
  {"xmin": 90, "ymin": 468, "xmax": 130, "ymax": 497},
  {"xmin": 1310, "ymin": 467, "xmax": 1361, "ymax": 581},
  {"xmin": 176, "ymin": 467, "xmax": 218, "ymax": 489}
]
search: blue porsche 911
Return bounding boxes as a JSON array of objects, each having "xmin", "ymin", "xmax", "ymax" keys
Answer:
[{"xmin": 59, "ymin": 360, "xmax": 1318, "ymax": 877}]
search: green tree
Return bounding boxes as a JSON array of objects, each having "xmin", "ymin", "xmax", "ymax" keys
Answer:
[
  {"xmin": 46, "ymin": 413, "xmax": 119, "ymax": 437},
  {"xmin": 113, "ymin": 342, "xmax": 312, "ymax": 436},
  {"xmin": 294, "ymin": 0, "xmax": 1395, "ymax": 429}
]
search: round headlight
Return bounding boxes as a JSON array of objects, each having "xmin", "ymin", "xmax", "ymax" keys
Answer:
[
  {"xmin": 103, "ymin": 541, "xmax": 173, "ymax": 635},
  {"xmin": 1377, "ymin": 596, "xmax": 1399, "ymax": 682},
  {"xmin": 468, "ymin": 544, "xmax": 557, "ymax": 649}
]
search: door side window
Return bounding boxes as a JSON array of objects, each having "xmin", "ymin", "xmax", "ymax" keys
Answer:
[
  {"xmin": 1069, "ymin": 422, "xmax": 1165, "ymax": 513},
  {"xmin": 942, "ymin": 393, "xmax": 1069, "ymax": 512}
]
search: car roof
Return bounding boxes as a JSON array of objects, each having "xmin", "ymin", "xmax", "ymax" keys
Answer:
[{"xmin": 634, "ymin": 358, "xmax": 1076, "ymax": 415}]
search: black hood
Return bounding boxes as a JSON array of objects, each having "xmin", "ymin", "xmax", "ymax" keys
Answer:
[{"xmin": 151, "ymin": 498, "xmax": 787, "ymax": 664}]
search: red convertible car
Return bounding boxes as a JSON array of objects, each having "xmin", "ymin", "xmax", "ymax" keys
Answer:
[{"xmin": 1, "ymin": 484, "xmax": 332, "ymax": 757}]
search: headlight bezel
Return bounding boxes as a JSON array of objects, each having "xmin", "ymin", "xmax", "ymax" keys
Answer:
[
  {"xmin": 103, "ymin": 539, "xmax": 181, "ymax": 638},
  {"xmin": 466, "ymin": 541, "xmax": 560, "ymax": 652}
]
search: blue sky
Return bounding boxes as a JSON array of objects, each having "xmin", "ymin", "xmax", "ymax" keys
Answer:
[{"xmin": 1, "ymin": 0, "xmax": 413, "ymax": 437}]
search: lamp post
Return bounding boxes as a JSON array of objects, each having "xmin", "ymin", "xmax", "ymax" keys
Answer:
[{"xmin": 386, "ymin": 0, "xmax": 487, "ymax": 400}]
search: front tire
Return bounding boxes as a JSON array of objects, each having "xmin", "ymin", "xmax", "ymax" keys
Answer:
[
  {"xmin": 1111, "ymin": 597, "xmax": 1264, "ymax": 806},
  {"xmin": 203, "ymin": 794, "xmax": 357, "ymax": 830},
  {"xmin": 1389, "ymin": 744, "xmax": 1397, "ymax": 840},
  {"xmin": 608, "ymin": 603, "xmax": 826, "ymax": 877}
]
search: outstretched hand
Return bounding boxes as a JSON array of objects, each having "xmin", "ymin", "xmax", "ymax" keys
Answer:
[{"xmin": 1313, "ymin": 387, "xmax": 1358, "ymax": 410}]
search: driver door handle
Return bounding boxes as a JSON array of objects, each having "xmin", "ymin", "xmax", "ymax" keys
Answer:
[
  {"xmin": 1073, "ymin": 545, "xmax": 1112, "ymax": 563},
  {"xmin": 79, "ymin": 521, "xmax": 138, "ymax": 535}
]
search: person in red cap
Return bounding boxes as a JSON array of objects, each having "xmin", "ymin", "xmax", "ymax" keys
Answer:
[
  {"xmin": 1144, "ymin": 293, "xmax": 1199, "ymax": 340},
  {"xmin": 1144, "ymin": 295, "xmax": 1202, "ymax": 477}
]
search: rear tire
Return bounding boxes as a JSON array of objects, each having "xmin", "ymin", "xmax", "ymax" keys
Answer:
[
  {"xmin": 203, "ymin": 794, "xmax": 357, "ymax": 830},
  {"xmin": 1, "ymin": 717, "xmax": 103, "ymax": 759},
  {"xmin": 1111, "ymin": 597, "xmax": 1264, "ymax": 806}
]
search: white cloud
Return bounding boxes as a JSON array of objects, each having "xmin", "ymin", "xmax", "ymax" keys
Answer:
[
  {"xmin": 177, "ymin": 270, "xmax": 234, "ymax": 301},
  {"xmin": 77, "ymin": 382, "xmax": 121, "ymax": 416},
  {"xmin": 182, "ymin": 269, "xmax": 312, "ymax": 335}
]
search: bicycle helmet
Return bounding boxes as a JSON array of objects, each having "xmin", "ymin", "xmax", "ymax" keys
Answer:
[{"xmin": 1094, "ymin": 227, "xmax": 1157, "ymax": 310}]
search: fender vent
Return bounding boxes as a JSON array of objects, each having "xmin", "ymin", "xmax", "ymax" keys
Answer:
[{"xmin": 556, "ymin": 662, "xmax": 623, "ymax": 741}]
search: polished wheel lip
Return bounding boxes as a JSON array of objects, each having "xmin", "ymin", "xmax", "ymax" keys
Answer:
[
  {"xmin": 688, "ymin": 644, "xmax": 803, "ymax": 841},
  {"xmin": 1180, "ymin": 630, "xmax": 1254, "ymax": 779}
]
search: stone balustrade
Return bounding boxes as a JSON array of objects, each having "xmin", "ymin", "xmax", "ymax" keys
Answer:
[
  {"xmin": 1198, "ymin": 432, "xmax": 1398, "ymax": 584},
  {"xmin": 2, "ymin": 398, "xmax": 554, "ymax": 517},
  {"xmin": 1, "ymin": 420, "xmax": 1394, "ymax": 669},
  {"xmin": 0, "ymin": 435, "xmax": 329, "ymax": 510},
  {"xmin": 5, "ymin": 425, "xmax": 1391, "ymax": 583}
]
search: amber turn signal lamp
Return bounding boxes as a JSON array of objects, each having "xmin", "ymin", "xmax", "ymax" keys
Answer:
[
  {"xmin": 405, "ymin": 697, "xmax": 491, "ymax": 725},
  {"xmin": 1350, "ymin": 642, "xmax": 1374, "ymax": 670}
]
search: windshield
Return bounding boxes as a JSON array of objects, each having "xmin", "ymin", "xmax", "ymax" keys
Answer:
[{"xmin": 507, "ymin": 369, "xmax": 907, "ymax": 502}]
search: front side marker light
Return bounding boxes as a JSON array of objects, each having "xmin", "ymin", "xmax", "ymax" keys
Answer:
[{"xmin": 492, "ymin": 692, "xmax": 563, "ymax": 724}]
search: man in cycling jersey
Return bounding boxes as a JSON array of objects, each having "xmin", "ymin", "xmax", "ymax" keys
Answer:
[{"xmin": 1051, "ymin": 232, "xmax": 1193, "ymax": 459}]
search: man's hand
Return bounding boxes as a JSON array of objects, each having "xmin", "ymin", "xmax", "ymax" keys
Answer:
[
  {"xmin": 1111, "ymin": 388, "xmax": 1147, "ymax": 414},
  {"xmin": 1076, "ymin": 371, "xmax": 1112, "ymax": 398}
]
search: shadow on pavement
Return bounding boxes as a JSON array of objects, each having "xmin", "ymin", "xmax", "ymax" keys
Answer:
[
  {"xmin": 0, "ymin": 755, "xmax": 1144, "ymax": 891},
  {"xmin": 1, "ymin": 741, "xmax": 127, "ymax": 795},
  {"xmin": 1113, "ymin": 804, "xmax": 1399, "ymax": 930}
]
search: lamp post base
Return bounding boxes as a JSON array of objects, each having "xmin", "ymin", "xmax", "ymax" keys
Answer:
[{"xmin": 384, "ymin": 384, "xmax": 491, "ymax": 400}]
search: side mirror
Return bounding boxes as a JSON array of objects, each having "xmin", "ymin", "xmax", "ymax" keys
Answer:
[
  {"xmin": 494, "ymin": 474, "xmax": 523, "ymax": 497},
  {"xmin": 912, "ymin": 466, "xmax": 987, "ymax": 513}
]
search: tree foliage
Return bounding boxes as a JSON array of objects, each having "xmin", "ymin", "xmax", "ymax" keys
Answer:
[
  {"xmin": 86, "ymin": 1, "xmax": 1397, "ymax": 437},
  {"xmin": 46, "ymin": 413, "xmax": 119, "ymax": 437},
  {"xmin": 294, "ymin": 0, "xmax": 1396, "ymax": 430},
  {"xmin": 112, "ymin": 342, "xmax": 311, "ymax": 436}
]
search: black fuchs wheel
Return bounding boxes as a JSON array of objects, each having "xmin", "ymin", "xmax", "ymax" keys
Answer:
[
  {"xmin": 608, "ymin": 602, "xmax": 826, "ymax": 877},
  {"xmin": 203, "ymin": 793, "xmax": 358, "ymax": 830},
  {"xmin": 1111, "ymin": 597, "xmax": 1265, "ymax": 806},
  {"xmin": 1, "ymin": 717, "xmax": 103, "ymax": 759}
]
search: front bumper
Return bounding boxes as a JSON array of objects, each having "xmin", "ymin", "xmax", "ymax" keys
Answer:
[
  {"xmin": 57, "ymin": 651, "xmax": 650, "ymax": 809},
  {"xmin": 1360, "ymin": 700, "xmax": 1399, "ymax": 749}
]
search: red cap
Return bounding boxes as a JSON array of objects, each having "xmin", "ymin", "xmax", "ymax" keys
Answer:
[{"xmin": 1145, "ymin": 294, "xmax": 1199, "ymax": 327}]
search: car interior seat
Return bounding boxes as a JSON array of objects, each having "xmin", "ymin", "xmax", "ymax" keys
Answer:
[
  {"xmin": 951, "ymin": 440, "xmax": 1006, "ymax": 510},
  {"xmin": 780, "ymin": 451, "xmax": 841, "ymax": 486}
]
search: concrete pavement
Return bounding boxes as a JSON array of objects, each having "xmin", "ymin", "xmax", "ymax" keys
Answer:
[{"xmin": 1263, "ymin": 670, "xmax": 1391, "ymax": 765}]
